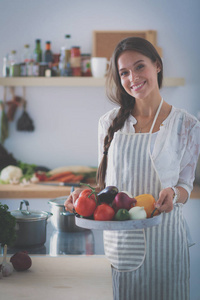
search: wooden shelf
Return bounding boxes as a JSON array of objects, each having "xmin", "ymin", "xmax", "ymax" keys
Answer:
[{"xmin": 0, "ymin": 77, "xmax": 185, "ymax": 87}]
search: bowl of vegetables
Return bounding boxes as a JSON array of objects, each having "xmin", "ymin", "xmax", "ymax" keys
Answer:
[{"xmin": 75, "ymin": 185, "xmax": 162, "ymax": 231}]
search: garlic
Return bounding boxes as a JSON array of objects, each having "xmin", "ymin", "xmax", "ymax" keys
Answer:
[
  {"xmin": 30, "ymin": 174, "xmax": 39, "ymax": 183},
  {"xmin": 20, "ymin": 178, "xmax": 30, "ymax": 186},
  {"xmin": 1, "ymin": 244, "xmax": 13, "ymax": 277},
  {"xmin": 129, "ymin": 206, "xmax": 147, "ymax": 220}
]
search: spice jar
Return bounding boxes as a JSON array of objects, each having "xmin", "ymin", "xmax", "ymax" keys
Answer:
[
  {"xmin": 70, "ymin": 46, "xmax": 81, "ymax": 76},
  {"xmin": 81, "ymin": 54, "xmax": 92, "ymax": 76}
]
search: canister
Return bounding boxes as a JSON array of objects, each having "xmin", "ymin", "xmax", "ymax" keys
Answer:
[{"xmin": 70, "ymin": 46, "xmax": 81, "ymax": 76}]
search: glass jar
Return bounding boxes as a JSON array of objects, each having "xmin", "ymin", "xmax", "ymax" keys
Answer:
[{"xmin": 70, "ymin": 46, "xmax": 81, "ymax": 76}]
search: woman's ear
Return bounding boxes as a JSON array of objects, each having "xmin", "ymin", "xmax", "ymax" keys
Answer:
[{"xmin": 156, "ymin": 61, "xmax": 161, "ymax": 73}]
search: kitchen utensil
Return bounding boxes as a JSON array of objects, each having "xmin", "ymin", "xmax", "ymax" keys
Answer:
[
  {"xmin": 38, "ymin": 182, "xmax": 81, "ymax": 187},
  {"xmin": 16, "ymin": 87, "xmax": 34, "ymax": 131},
  {"xmin": 11, "ymin": 200, "xmax": 52, "ymax": 247},
  {"xmin": 48, "ymin": 196, "xmax": 85, "ymax": 232},
  {"xmin": 75, "ymin": 214, "xmax": 162, "ymax": 231}
]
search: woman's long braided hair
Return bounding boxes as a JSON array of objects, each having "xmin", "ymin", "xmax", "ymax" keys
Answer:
[{"xmin": 96, "ymin": 37, "xmax": 163, "ymax": 189}]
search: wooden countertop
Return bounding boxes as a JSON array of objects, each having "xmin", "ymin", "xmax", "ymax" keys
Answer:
[
  {"xmin": 0, "ymin": 183, "xmax": 72, "ymax": 199},
  {"xmin": 0, "ymin": 183, "xmax": 200, "ymax": 199},
  {"xmin": 1, "ymin": 255, "xmax": 113, "ymax": 300}
]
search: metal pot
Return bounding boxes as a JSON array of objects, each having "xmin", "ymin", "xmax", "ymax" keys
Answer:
[
  {"xmin": 11, "ymin": 200, "xmax": 52, "ymax": 247},
  {"xmin": 49, "ymin": 230, "xmax": 94, "ymax": 256},
  {"xmin": 48, "ymin": 196, "xmax": 84, "ymax": 232}
]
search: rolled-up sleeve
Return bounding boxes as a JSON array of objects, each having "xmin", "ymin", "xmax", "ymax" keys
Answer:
[{"xmin": 178, "ymin": 122, "xmax": 200, "ymax": 197}]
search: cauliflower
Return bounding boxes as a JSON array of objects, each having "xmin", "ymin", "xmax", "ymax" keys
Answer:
[{"xmin": 0, "ymin": 165, "xmax": 23, "ymax": 182}]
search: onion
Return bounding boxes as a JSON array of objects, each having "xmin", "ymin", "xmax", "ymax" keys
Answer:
[
  {"xmin": 10, "ymin": 251, "xmax": 32, "ymax": 271},
  {"xmin": 112, "ymin": 192, "xmax": 137, "ymax": 212},
  {"xmin": 129, "ymin": 206, "xmax": 147, "ymax": 220}
]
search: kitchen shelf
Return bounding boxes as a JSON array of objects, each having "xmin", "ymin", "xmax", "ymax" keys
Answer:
[{"xmin": 0, "ymin": 77, "xmax": 185, "ymax": 87}]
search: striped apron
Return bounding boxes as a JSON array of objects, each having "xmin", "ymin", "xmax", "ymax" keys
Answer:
[{"xmin": 104, "ymin": 99, "xmax": 190, "ymax": 300}]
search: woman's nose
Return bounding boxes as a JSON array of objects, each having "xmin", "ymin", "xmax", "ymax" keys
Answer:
[{"xmin": 129, "ymin": 71, "xmax": 139, "ymax": 82}]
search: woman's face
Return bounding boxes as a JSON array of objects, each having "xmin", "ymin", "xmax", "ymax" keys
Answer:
[{"xmin": 117, "ymin": 50, "xmax": 160, "ymax": 100}]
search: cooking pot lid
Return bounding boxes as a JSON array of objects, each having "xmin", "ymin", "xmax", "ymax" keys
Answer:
[
  {"xmin": 48, "ymin": 196, "xmax": 68, "ymax": 207},
  {"xmin": 11, "ymin": 200, "xmax": 50, "ymax": 221},
  {"xmin": 11, "ymin": 209, "xmax": 49, "ymax": 221}
]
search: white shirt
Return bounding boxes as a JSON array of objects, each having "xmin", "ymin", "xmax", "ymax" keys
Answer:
[{"xmin": 98, "ymin": 106, "xmax": 200, "ymax": 198}]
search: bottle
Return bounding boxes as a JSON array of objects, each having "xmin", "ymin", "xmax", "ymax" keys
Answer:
[
  {"xmin": 21, "ymin": 44, "xmax": 32, "ymax": 76},
  {"xmin": 9, "ymin": 50, "xmax": 20, "ymax": 77},
  {"xmin": 2, "ymin": 54, "xmax": 9, "ymax": 77},
  {"xmin": 44, "ymin": 41, "xmax": 53, "ymax": 63},
  {"xmin": 34, "ymin": 39, "xmax": 42, "ymax": 63},
  {"xmin": 59, "ymin": 34, "xmax": 72, "ymax": 76},
  {"xmin": 70, "ymin": 46, "xmax": 81, "ymax": 76},
  {"xmin": 64, "ymin": 34, "xmax": 71, "ymax": 66}
]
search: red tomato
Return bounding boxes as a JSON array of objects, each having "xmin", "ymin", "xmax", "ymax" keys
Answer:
[
  {"xmin": 94, "ymin": 203, "xmax": 115, "ymax": 221},
  {"xmin": 74, "ymin": 189, "xmax": 97, "ymax": 217}
]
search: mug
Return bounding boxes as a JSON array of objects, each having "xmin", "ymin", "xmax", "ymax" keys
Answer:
[{"xmin": 91, "ymin": 57, "xmax": 109, "ymax": 78}]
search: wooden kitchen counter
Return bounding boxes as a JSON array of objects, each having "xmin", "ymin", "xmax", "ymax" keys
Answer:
[
  {"xmin": 0, "ymin": 183, "xmax": 72, "ymax": 199},
  {"xmin": 1, "ymin": 255, "xmax": 113, "ymax": 300},
  {"xmin": 0, "ymin": 183, "xmax": 200, "ymax": 199}
]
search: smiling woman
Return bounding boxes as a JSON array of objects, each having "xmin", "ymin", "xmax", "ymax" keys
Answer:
[{"xmin": 65, "ymin": 37, "xmax": 200, "ymax": 300}]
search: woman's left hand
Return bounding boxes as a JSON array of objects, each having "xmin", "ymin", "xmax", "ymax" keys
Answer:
[{"xmin": 155, "ymin": 188, "xmax": 174, "ymax": 213}]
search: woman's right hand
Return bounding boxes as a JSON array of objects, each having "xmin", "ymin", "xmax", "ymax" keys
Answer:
[{"xmin": 64, "ymin": 188, "xmax": 83, "ymax": 213}]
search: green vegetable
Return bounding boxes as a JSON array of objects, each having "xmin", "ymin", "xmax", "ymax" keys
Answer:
[
  {"xmin": 114, "ymin": 209, "xmax": 130, "ymax": 221},
  {"xmin": 17, "ymin": 160, "xmax": 37, "ymax": 180},
  {"xmin": 0, "ymin": 203, "xmax": 16, "ymax": 246}
]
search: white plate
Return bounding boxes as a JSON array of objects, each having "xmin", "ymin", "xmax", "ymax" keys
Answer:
[{"xmin": 75, "ymin": 214, "xmax": 162, "ymax": 231}]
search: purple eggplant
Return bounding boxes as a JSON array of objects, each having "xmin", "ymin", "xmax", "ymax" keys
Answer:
[{"xmin": 97, "ymin": 186, "xmax": 119, "ymax": 204}]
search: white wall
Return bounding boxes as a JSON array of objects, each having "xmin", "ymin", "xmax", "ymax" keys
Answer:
[{"xmin": 0, "ymin": 0, "xmax": 200, "ymax": 169}]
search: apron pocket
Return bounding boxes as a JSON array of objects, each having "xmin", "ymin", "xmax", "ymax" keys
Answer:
[{"xmin": 104, "ymin": 229, "xmax": 146, "ymax": 272}]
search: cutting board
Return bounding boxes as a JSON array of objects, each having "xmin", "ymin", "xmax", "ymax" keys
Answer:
[{"xmin": 2, "ymin": 255, "xmax": 112, "ymax": 300}]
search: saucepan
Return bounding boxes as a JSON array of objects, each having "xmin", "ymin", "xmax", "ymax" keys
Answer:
[
  {"xmin": 48, "ymin": 196, "xmax": 85, "ymax": 232},
  {"xmin": 11, "ymin": 200, "xmax": 52, "ymax": 247}
]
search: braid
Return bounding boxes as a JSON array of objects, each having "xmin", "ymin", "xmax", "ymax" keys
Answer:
[{"xmin": 96, "ymin": 105, "xmax": 134, "ymax": 189}]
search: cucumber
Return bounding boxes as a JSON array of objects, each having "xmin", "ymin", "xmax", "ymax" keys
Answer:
[{"xmin": 115, "ymin": 209, "xmax": 130, "ymax": 221}]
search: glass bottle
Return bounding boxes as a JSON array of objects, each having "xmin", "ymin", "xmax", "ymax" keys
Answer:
[
  {"xmin": 2, "ymin": 54, "xmax": 9, "ymax": 77},
  {"xmin": 34, "ymin": 39, "xmax": 42, "ymax": 63},
  {"xmin": 44, "ymin": 41, "xmax": 53, "ymax": 63},
  {"xmin": 21, "ymin": 44, "xmax": 32, "ymax": 76},
  {"xmin": 9, "ymin": 50, "xmax": 20, "ymax": 77}
]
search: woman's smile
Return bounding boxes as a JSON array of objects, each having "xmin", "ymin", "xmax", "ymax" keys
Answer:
[{"xmin": 131, "ymin": 80, "xmax": 146, "ymax": 91}]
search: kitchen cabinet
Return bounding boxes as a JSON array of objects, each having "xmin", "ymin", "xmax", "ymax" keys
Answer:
[{"xmin": 0, "ymin": 77, "xmax": 185, "ymax": 87}]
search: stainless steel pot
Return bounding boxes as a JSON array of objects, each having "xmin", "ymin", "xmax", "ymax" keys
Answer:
[
  {"xmin": 48, "ymin": 196, "xmax": 85, "ymax": 232},
  {"xmin": 11, "ymin": 200, "xmax": 52, "ymax": 247},
  {"xmin": 49, "ymin": 230, "xmax": 94, "ymax": 256}
]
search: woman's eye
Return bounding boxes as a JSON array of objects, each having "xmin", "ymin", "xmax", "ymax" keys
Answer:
[
  {"xmin": 120, "ymin": 71, "xmax": 128, "ymax": 77},
  {"xmin": 136, "ymin": 64, "xmax": 144, "ymax": 71}
]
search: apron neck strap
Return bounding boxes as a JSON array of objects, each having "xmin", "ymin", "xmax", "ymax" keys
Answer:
[{"xmin": 149, "ymin": 98, "xmax": 164, "ymax": 134}]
